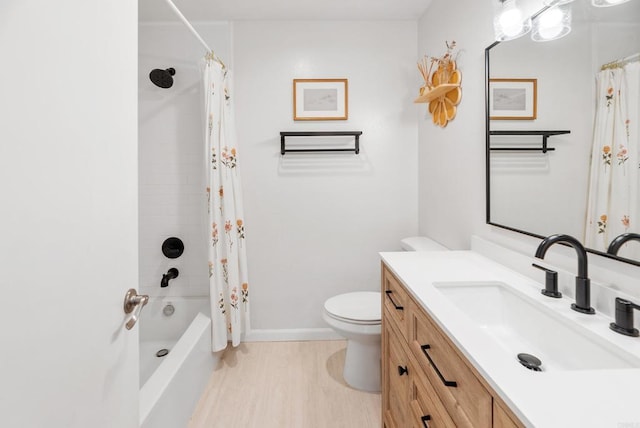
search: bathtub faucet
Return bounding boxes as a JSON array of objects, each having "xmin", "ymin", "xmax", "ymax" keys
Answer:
[{"xmin": 161, "ymin": 268, "xmax": 179, "ymax": 288}]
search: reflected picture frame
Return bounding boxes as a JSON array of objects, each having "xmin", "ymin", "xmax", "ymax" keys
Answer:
[
  {"xmin": 489, "ymin": 78, "xmax": 537, "ymax": 120},
  {"xmin": 293, "ymin": 79, "xmax": 348, "ymax": 121}
]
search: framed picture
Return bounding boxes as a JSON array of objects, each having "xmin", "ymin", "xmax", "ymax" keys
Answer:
[
  {"xmin": 489, "ymin": 78, "xmax": 537, "ymax": 120},
  {"xmin": 293, "ymin": 79, "xmax": 348, "ymax": 121}
]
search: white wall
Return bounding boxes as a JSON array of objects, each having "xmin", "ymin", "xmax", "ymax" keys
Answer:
[
  {"xmin": 233, "ymin": 21, "xmax": 419, "ymax": 332},
  {"xmin": 138, "ymin": 22, "xmax": 231, "ymax": 299},
  {"xmin": 139, "ymin": 20, "xmax": 419, "ymax": 334},
  {"xmin": 417, "ymin": 0, "xmax": 493, "ymax": 250}
]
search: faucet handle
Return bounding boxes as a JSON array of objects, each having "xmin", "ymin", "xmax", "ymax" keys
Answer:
[
  {"xmin": 610, "ymin": 297, "xmax": 640, "ymax": 337},
  {"xmin": 532, "ymin": 263, "xmax": 562, "ymax": 298}
]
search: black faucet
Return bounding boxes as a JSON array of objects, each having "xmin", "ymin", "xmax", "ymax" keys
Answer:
[
  {"xmin": 610, "ymin": 297, "xmax": 640, "ymax": 337},
  {"xmin": 535, "ymin": 234, "xmax": 595, "ymax": 314},
  {"xmin": 607, "ymin": 233, "xmax": 640, "ymax": 256},
  {"xmin": 532, "ymin": 263, "xmax": 561, "ymax": 298},
  {"xmin": 161, "ymin": 268, "xmax": 179, "ymax": 288}
]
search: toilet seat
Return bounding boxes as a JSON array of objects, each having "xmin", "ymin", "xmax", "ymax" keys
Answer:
[{"xmin": 324, "ymin": 292, "xmax": 381, "ymax": 325}]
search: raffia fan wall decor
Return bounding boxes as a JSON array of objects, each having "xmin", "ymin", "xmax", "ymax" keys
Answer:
[{"xmin": 415, "ymin": 41, "xmax": 462, "ymax": 128}]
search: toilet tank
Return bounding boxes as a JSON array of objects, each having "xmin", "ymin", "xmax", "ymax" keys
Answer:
[{"xmin": 400, "ymin": 236, "xmax": 448, "ymax": 252}]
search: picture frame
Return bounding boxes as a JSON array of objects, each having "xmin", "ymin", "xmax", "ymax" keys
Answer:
[
  {"xmin": 293, "ymin": 79, "xmax": 348, "ymax": 121},
  {"xmin": 489, "ymin": 78, "xmax": 537, "ymax": 120}
]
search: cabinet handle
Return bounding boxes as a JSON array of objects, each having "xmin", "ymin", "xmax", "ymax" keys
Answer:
[
  {"xmin": 397, "ymin": 365, "xmax": 408, "ymax": 376},
  {"xmin": 421, "ymin": 415, "xmax": 431, "ymax": 428},
  {"xmin": 421, "ymin": 344, "xmax": 457, "ymax": 387},
  {"xmin": 385, "ymin": 290, "xmax": 404, "ymax": 311}
]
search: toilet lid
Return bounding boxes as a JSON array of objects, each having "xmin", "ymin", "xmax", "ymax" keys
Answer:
[{"xmin": 324, "ymin": 292, "xmax": 381, "ymax": 322}]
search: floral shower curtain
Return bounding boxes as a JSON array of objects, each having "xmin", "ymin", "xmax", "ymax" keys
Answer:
[
  {"xmin": 203, "ymin": 54, "xmax": 249, "ymax": 352},
  {"xmin": 585, "ymin": 61, "xmax": 640, "ymax": 256}
]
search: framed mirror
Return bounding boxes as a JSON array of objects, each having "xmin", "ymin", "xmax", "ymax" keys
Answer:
[{"xmin": 485, "ymin": 0, "xmax": 640, "ymax": 265}]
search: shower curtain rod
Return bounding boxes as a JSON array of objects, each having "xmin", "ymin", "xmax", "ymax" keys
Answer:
[
  {"xmin": 164, "ymin": 0, "xmax": 211, "ymax": 52},
  {"xmin": 601, "ymin": 53, "xmax": 640, "ymax": 71},
  {"xmin": 163, "ymin": 0, "xmax": 226, "ymax": 67}
]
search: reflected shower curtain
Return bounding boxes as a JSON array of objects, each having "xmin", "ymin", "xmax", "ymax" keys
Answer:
[
  {"xmin": 203, "ymin": 54, "xmax": 249, "ymax": 352},
  {"xmin": 585, "ymin": 61, "xmax": 640, "ymax": 255}
]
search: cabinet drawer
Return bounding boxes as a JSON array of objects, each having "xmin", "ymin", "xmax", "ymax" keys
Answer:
[
  {"xmin": 409, "ymin": 305, "xmax": 492, "ymax": 428},
  {"xmin": 408, "ymin": 358, "xmax": 456, "ymax": 428},
  {"xmin": 382, "ymin": 265, "xmax": 410, "ymax": 339}
]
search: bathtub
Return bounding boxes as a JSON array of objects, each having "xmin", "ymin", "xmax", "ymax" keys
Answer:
[{"xmin": 139, "ymin": 297, "xmax": 219, "ymax": 428}]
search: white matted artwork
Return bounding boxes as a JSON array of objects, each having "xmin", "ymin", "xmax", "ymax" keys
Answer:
[
  {"xmin": 293, "ymin": 79, "xmax": 348, "ymax": 121},
  {"xmin": 489, "ymin": 78, "xmax": 537, "ymax": 120}
]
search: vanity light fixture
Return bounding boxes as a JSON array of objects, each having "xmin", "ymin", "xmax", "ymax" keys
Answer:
[
  {"xmin": 494, "ymin": 0, "xmax": 532, "ymax": 41},
  {"xmin": 531, "ymin": 4, "xmax": 572, "ymax": 42},
  {"xmin": 592, "ymin": 0, "xmax": 632, "ymax": 7}
]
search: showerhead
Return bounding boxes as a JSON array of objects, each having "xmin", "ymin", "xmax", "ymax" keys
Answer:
[{"xmin": 149, "ymin": 67, "xmax": 176, "ymax": 88}]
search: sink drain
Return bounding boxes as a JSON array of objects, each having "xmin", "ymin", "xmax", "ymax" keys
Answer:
[
  {"xmin": 156, "ymin": 348, "xmax": 169, "ymax": 358},
  {"xmin": 517, "ymin": 353, "xmax": 542, "ymax": 371}
]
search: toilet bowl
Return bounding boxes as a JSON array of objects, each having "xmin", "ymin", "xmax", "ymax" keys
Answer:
[
  {"xmin": 323, "ymin": 291, "xmax": 381, "ymax": 392},
  {"xmin": 323, "ymin": 236, "xmax": 448, "ymax": 392}
]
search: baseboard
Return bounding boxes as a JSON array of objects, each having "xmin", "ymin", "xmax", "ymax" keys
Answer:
[{"xmin": 243, "ymin": 328, "xmax": 343, "ymax": 342}]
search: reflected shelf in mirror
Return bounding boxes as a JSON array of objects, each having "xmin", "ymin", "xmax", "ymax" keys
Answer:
[{"xmin": 489, "ymin": 130, "xmax": 570, "ymax": 153}]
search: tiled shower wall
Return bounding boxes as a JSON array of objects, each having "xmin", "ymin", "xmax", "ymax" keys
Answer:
[{"xmin": 138, "ymin": 22, "xmax": 231, "ymax": 298}]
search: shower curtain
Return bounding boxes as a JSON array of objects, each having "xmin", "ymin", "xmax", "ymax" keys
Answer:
[
  {"xmin": 585, "ymin": 61, "xmax": 640, "ymax": 256},
  {"xmin": 203, "ymin": 54, "xmax": 250, "ymax": 352}
]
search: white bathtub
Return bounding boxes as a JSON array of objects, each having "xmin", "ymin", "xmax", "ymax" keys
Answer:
[{"xmin": 139, "ymin": 297, "xmax": 219, "ymax": 428}]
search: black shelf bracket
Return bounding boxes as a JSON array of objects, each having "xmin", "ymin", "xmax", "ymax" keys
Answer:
[
  {"xmin": 280, "ymin": 131, "xmax": 362, "ymax": 155},
  {"xmin": 489, "ymin": 130, "xmax": 570, "ymax": 153}
]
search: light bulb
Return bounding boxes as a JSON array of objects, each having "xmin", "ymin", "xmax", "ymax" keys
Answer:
[
  {"xmin": 592, "ymin": 0, "xmax": 631, "ymax": 6},
  {"xmin": 494, "ymin": 0, "xmax": 531, "ymax": 41},
  {"xmin": 532, "ymin": 4, "xmax": 571, "ymax": 41},
  {"xmin": 543, "ymin": 0, "xmax": 575, "ymax": 5},
  {"xmin": 538, "ymin": 8, "xmax": 563, "ymax": 39},
  {"xmin": 499, "ymin": 8, "xmax": 524, "ymax": 37}
]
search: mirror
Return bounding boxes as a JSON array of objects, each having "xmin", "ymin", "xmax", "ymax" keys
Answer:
[{"xmin": 486, "ymin": 0, "xmax": 640, "ymax": 265}]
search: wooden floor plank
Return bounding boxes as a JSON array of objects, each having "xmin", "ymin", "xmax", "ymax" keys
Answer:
[{"xmin": 189, "ymin": 340, "xmax": 381, "ymax": 428}]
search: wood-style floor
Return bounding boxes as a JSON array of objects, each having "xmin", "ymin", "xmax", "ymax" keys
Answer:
[{"xmin": 189, "ymin": 340, "xmax": 381, "ymax": 428}]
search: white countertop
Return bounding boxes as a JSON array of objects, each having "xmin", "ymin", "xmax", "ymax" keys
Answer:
[{"xmin": 380, "ymin": 250, "xmax": 640, "ymax": 428}]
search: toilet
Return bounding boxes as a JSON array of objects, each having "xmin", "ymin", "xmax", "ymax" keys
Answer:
[{"xmin": 323, "ymin": 236, "xmax": 448, "ymax": 392}]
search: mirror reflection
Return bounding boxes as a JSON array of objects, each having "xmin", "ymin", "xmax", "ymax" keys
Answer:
[{"xmin": 486, "ymin": 0, "xmax": 640, "ymax": 263}]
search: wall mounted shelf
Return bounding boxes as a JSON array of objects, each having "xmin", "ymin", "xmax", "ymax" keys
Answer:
[
  {"xmin": 489, "ymin": 130, "xmax": 570, "ymax": 153},
  {"xmin": 413, "ymin": 83, "xmax": 461, "ymax": 103},
  {"xmin": 280, "ymin": 131, "xmax": 362, "ymax": 155}
]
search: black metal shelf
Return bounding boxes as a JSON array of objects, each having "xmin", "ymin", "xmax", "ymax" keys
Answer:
[
  {"xmin": 489, "ymin": 130, "xmax": 570, "ymax": 153},
  {"xmin": 280, "ymin": 131, "xmax": 362, "ymax": 155}
]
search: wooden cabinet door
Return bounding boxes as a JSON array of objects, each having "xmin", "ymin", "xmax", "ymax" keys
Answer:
[
  {"xmin": 382, "ymin": 316, "xmax": 410, "ymax": 428},
  {"xmin": 493, "ymin": 401, "xmax": 524, "ymax": 428}
]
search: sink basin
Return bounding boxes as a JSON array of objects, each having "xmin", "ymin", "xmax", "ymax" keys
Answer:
[{"xmin": 434, "ymin": 281, "xmax": 640, "ymax": 372}]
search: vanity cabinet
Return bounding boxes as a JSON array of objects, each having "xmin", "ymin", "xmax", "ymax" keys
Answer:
[{"xmin": 381, "ymin": 263, "xmax": 523, "ymax": 428}]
